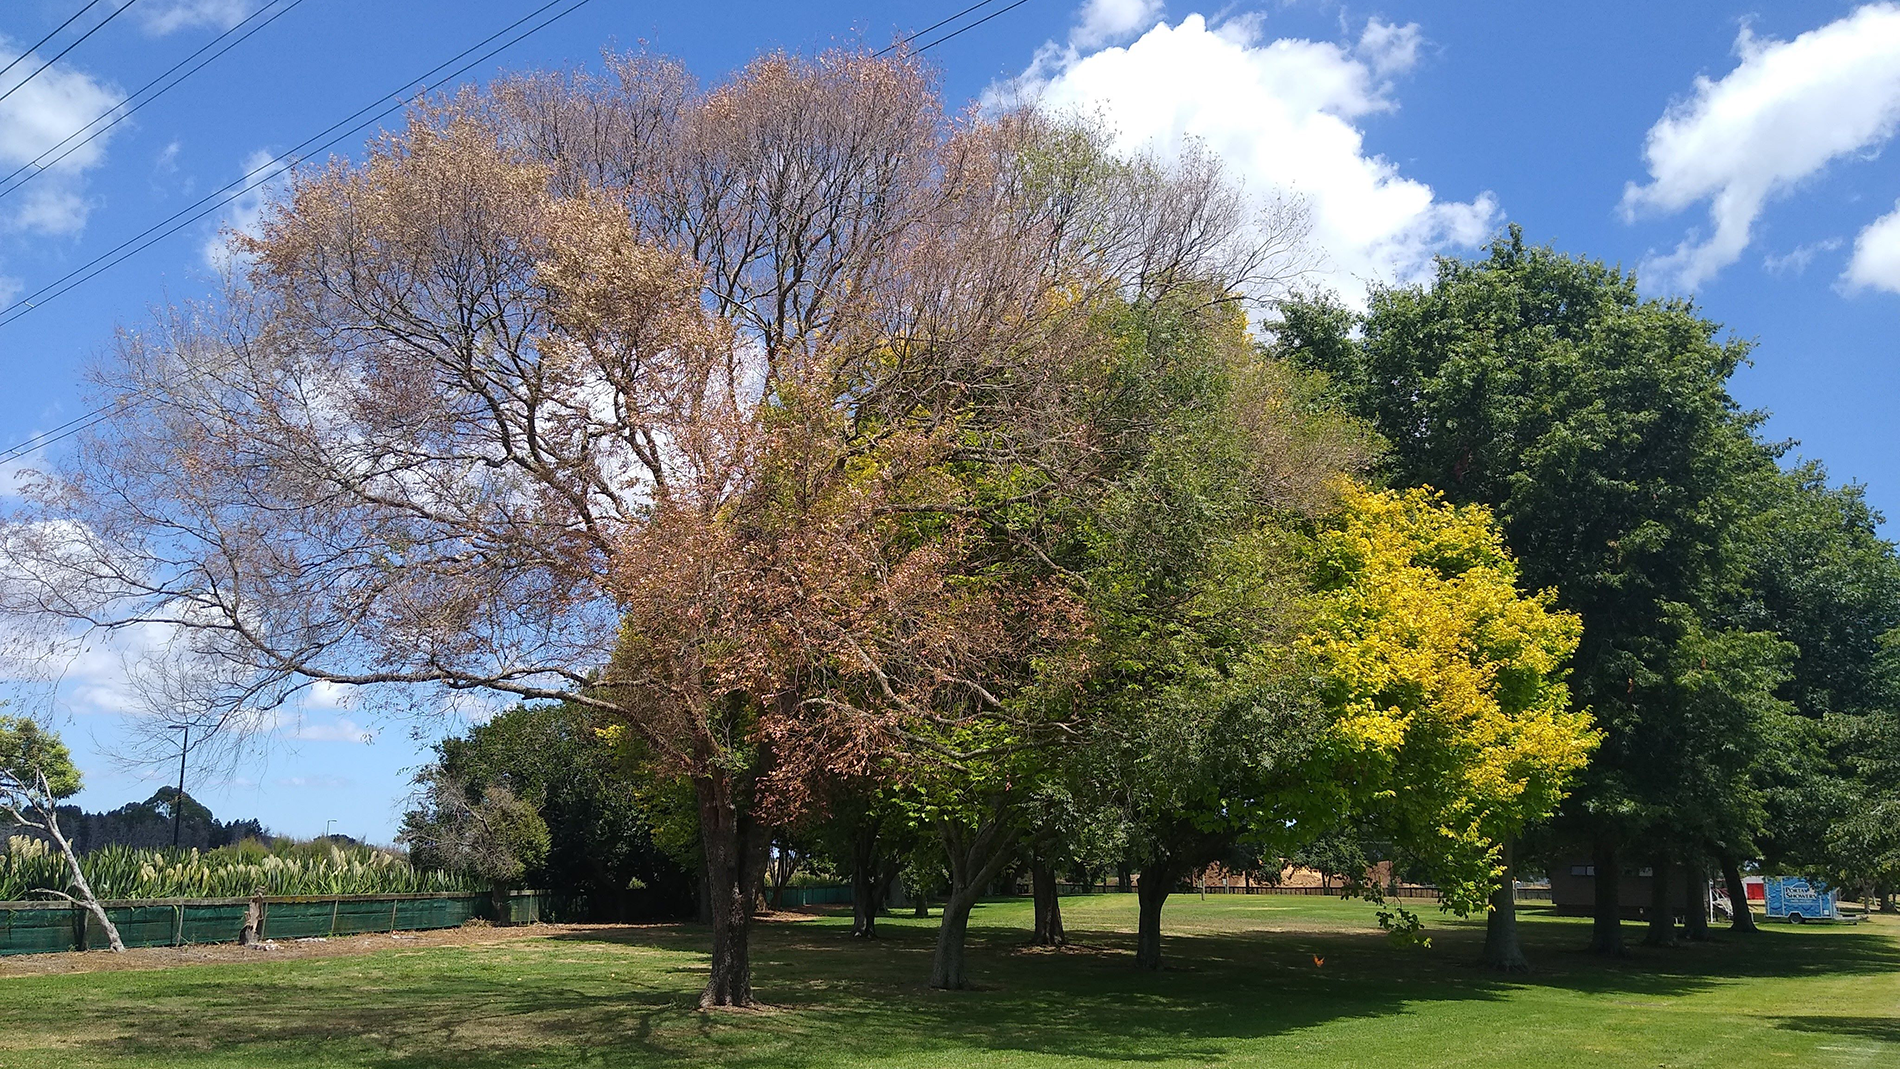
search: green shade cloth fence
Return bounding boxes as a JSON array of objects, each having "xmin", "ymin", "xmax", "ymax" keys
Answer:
[{"xmin": 0, "ymin": 890, "xmax": 545, "ymax": 956}]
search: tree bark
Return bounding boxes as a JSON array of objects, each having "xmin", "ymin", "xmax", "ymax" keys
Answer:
[
  {"xmin": 1135, "ymin": 865, "xmax": 1173, "ymax": 970},
  {"xmin": 850, "ymin": 819, "xmax": 881, "ymax": 938},
  {"xmin": 1030, "ymin": 855, "xmax": 1066, "ymax": 946},
  {"xmin": 1643, "ymin": 855, "xmax": 1676, "ymax": 947},
  {"xmin": 240, "ymin": 890, "xmax": 265, "ymax": 945},
  {"xmin": 32, "ymin": 782, "xmax": 124, "ymax": 953},
  {"xmin": 1683, "ymin": 862, "xmax": 1710, "ymax": 941},
  {"xmin": 1589, "ymin": 837, "xmax": 1624, "ymax": 956},
  {"xmin": 1116, "ymin": 862, "xmax": 1131, "ymax": 893},
  {"xmin": 695, "ymin": 772, "xmax": 767, "ymax": 1008},
  {"xmin": 1482, "ymin": 840, "xmax": 1529, "ymax": 972},
  {"xmin": 1721, "ymin": 854, "xmax": 1758, "ymax": 932}
]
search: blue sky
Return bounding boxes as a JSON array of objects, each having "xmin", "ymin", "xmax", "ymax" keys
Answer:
[{"xmin": 1, "ymin": 0, "xmax": 1895, "ymax": 841}]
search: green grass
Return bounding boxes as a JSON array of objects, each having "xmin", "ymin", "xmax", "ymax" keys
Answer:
[{"xmin": 2, "ymin": 894, "xmax": 1896, "ymax": 1068}]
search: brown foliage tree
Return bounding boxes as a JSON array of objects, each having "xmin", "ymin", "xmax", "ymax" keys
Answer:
[{"xmin": 1, "ymin": 49, "xmax": 1307, "ymax": 1004}]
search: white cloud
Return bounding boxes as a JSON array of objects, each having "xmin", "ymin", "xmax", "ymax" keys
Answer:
[
  {"xmin": 275, "ymin": 774, "xmax": 353, "ymax": 789},
  {"xmin": 1622, "ymin": 4, "xmax": 1900, "ymax": 291},
  {"xmin": 203, "ymin": 148, "xmax": 289, "ymax": 270},
  {"xmin": 994, "ymin": 12, "xmax": 1497, "ymax": 301},
  {"xmin": 1762, "ymin": 237, "xmax": 1842, "ymax": 275},
  {"xmin": 290, "ymin": 715, "xmax": 375, "ymax": 744},
  {"xmin": 1071, "ymin": 0, "xmax": 1164, "ymax": 49},
  {"xmin": 1844, "ymin": 200, "xmax": 1900, "ymax": 293},
  {"xmin": 1356, "ymin": 17, "xmax": 1422, "ymax": 78},
  {"xmin": 139, "ymin": 1, "xmax": 256, "ymax": 36},
  {"xmin": 0, "ymin": 40, "xmax": 123, "ymax": 235}
]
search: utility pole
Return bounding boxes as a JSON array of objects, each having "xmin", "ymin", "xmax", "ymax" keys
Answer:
[{"xmin": 167, "ymin": 723, "xmax": 189, "ymax": 848}]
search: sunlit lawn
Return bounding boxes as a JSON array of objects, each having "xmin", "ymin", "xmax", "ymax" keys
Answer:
[{"xmin": 2, "ymin": 893, "xmax": 1896, "ymax": 1068}]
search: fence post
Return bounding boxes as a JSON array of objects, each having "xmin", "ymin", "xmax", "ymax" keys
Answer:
[
  {"xmin": 173, "ymin": 904, "xmax": 184, "ymax": 947},
  {"xmin": 329, "ymin": 898, "xmax": 339, "ymax": 936},
  {"xmin": 73, "ymin": 904, "xmax": 87, "ymax": 952},
  {"xmin": 390, "ymin": 898, "xmax": 399, "ymax": 933}
]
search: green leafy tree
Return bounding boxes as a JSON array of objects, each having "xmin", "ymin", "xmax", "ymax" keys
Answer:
[
  {"xmin": 1064, "ymin": 290, "xmax": 1371, "ymax": 971},
  {"xmin": 0, "ymin": 716, "xmax": 124, "ymax": 951},
  {"xmin": 416, "ymin": 703, "xmax": 696, "ymax": 921}
]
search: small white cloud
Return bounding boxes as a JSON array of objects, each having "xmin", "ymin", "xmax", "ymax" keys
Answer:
[
  {"xmin": 1762, "ymin": 237, "xmax": 1843, "ymax": 275},
  {"xmin": 155, "ymin": 140, "xmax": 182, "ymax": 174},
  {"xmin": 290, "ymin": 716, "xmax": 375, "ymax": 744},
  {"xmin": 1356, "ymin": 17, "xmax": 1422, "ymax": 78},
  {"xmin": 276, "ymin": 774, "xmax": 354, "ymax": 789},
  {"xmin": 1843, "ymin": 200, "xmax": 1900, "ymax": 293},
  {"xmin": 139, "ymin": 1, "xmax": 256, "ymax": 36},
  {"xmin": 1622, "ymin": 4, "xmax": 1900, "ymax": 291},
  {"xmin": 992, "ymin": 12, "xmax": 1496, "ymax": 302},
  {"xmin": 203, "ymin": 148, "xmax": 289, "ymax": 271},
  {"xmin": 1071, "ymin": 0, "xmax": 1165, "ymax": 49}
]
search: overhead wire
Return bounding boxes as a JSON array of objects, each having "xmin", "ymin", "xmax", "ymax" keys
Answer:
[
  {"xmin": 0, "ymin": 0, "xmax": 599, "ymax": 468},
  {"xmin": 0, "ymin": 0, "xmax": 1040, "ymax": 467},
  {"xmin": 872, "ymin": 0, "xmax": 1003, "ymax": 57},
  {"xmin": 0, "ymin": 0, "xmax": 143, "ymax": 107},
  {"xmin": 0, "ymin": 1, "xmax": 107, "ymax": 86},
  {"xmin": 0, "ymin": 0, "xmax": 597, "ymax": 333},
  {"xmin": 908, "ymin": 0, "xmax": 1035, "ymax": 53},
  {"xmin": 0, "ymin": 0, "xmax": 311, "ymax": 203}
]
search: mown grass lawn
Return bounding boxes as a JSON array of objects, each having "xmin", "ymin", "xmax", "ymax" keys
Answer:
[{"xmin": 1, "ymin": 894, "xmax": 1895, "ymax": 1068}]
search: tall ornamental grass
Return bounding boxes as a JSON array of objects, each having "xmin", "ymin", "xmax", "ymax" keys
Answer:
[{"xmin": 0, "ymin": 836, "xmax": 477, "ymax": 901}]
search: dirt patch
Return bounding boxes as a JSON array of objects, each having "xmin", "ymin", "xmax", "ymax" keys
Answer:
[{"xmin": 0, "ymin": 921, "xmax": 669, "ymax": 978}]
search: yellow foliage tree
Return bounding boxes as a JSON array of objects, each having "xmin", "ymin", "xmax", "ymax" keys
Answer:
[{"xmin": 1301, "ymin": 483, "xmax": 1596, "ymax": 961}]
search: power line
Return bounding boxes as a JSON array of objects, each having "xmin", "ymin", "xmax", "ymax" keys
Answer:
[
  {"xmin": 910, "ymin": 0, "xmax": 1035, "ymax": 54},
  {"xmin": 0, "ymin": 0, "xmax": 143, "ymax": 107},
  {"xmin": 872, "ymin": 0, "xmax": 1003, "ymax": 58},
  {"xmin": 0, "ymin": 0, "xmax": 310, "ymax": 203},
  {"xmin": 0, "ymin": 0, "xmax": 597, "ymax": 333},
  {"xmin": 0, "ymin": 1, "xmax": 106, "ymax": 86}
]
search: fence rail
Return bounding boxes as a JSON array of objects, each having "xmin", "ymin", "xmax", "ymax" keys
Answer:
[{"xmin": 0, "ymin": 889, "xmax": 546, "ymax": 957}]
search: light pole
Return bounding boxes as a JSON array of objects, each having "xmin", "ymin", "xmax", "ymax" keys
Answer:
[{"xmin": 165, "ymin": 723, "xmax": 189, "ymax": 848}]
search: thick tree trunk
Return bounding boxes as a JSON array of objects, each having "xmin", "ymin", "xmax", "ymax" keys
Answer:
[
  {"xmin": 1482, "ymin": 840, "xmax": 1529, "ymax": 972},
  {"xmin": 1030, "ymin": 856, "xmax": 1066, "ymax": 946},
  {"xmin": 1644, "ymin": 856, "xmax": 1676, "ymax": 947},
  {"xmin": 930, "ymin": 887, "xmax": 978, "ymax": 989},
  {"xmin": 1116, "ymin": 862, "xmax": 1132, "ymax": 893},
  {"xmin": 1589, "ymin": 838, "xmax": 1624, "ymax": 956},
  {"xmin": 1684, "ymin": 863, "xmax": 1710, "ymax": 941},
  {"xmin": 928, "ymin": 811, "xmax": 1018, "ymax": 990},
  {"xmin": 695, "ymin": 774, "xmax": 767, "ymax": 1008},
  {"xmin": 489, "ymin": 880, "xmax": 513, "ymax": 927},
  {"xmin": 1879, "ymin": 888, "xmax": 1895, "ymax": 914},
  {"xmin": 1721, "ymin": 855, "xmax": 1758, "ymax": 932},
  {"xmin": 1135, "ymin": 865, "xmax": 1174, "ymax": 970}
]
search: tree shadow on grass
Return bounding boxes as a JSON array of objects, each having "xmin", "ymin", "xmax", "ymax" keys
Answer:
[
  {"xmin": 16, "ymin": 901, "xmax": 1899, "ymax": 1069},
  {"xmin": 1771, "ymin": 1016, "xmax": 1900, "ymax": 1043}
]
